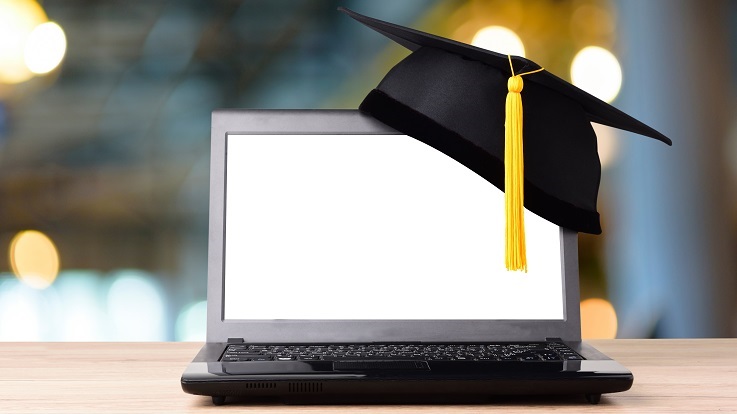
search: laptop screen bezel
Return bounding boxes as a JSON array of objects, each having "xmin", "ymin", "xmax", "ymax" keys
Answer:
[{"xmin": 206, "ymin": 109, "xmax": 582, "ymax": 343}]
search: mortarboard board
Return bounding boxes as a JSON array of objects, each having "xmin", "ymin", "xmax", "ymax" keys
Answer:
[{"xmin": 339, "ymin": 7, "xmax": 671, "ymax": 271}]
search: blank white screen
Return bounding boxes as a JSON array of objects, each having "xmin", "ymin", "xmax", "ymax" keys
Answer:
[{"xmin": 224, "ymin": 134, "xmax": 564, "ymax": 320}]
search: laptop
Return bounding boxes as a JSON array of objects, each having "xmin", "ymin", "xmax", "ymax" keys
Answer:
[{"xmin": 181, "ymin": 109, "xmax": 633, "ymax": 405}]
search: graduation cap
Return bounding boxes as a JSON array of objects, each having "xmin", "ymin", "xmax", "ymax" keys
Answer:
[{"xmin": 339, "ymin": 7, "xmax": 671, "ymax": 272}]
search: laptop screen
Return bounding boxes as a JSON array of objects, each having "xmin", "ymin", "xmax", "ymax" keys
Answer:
[{"xmin": 223, "ymin": 134, "xmax": 564, "ymax": 320}]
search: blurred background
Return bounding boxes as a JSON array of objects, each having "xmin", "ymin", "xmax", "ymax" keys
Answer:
[{"xmin": 0, "ymin": 0, "xmax": 735, "ymax": 341}]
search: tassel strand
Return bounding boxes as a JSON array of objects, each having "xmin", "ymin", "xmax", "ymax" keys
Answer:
[{"xmin": 504, "ymin": 56, "xmax": 544, "ymax": 272}]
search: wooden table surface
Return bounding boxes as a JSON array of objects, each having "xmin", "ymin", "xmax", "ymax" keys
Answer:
[{"xmin": 0, "ymin": 339, "xmax": 735, "ymax": 413}]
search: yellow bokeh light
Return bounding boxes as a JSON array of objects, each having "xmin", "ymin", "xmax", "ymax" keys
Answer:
[
  {"xmin": 9, "ymin": 230, "xmax": 60, "ymax": 290},
  {"xmin": 24, "ymin": 21, "xmax": 66, "ymax": 75},
  {"xmin": 471, "ymin": 26, "xmax": 525, "ymax": 57},
  {"xmin": 571, "ymin": 46, "xmax": 622, "ymax": 103},
  {"xmin": 580, "ymin": 298, "xmax": 618, "ymax": 339},
  {"xmin": 0, "ymin": 0, "xmax": 48, "ymax": 84}
]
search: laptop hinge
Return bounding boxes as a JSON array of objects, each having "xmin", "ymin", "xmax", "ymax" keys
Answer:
[
  {"xmin": 545, "ymin": 337, "xmax": 564, "ymax": 342},
  {"xmin": 227, "ymin": 337, "xmax": 245, "ymax": 344}
]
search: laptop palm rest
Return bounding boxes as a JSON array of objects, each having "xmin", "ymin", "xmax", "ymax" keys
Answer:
[
  {"xmin": 333, "ymin": 361, "xmax": 429, "ymax": 371},
  {"xmin": 222, "ymin": 361, "xmax": 430, "ymax": 375}
]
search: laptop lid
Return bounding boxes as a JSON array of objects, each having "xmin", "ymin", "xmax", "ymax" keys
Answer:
[{"xmin": 206, "ymin": 110, "xmax": 581, "ymax": 343}]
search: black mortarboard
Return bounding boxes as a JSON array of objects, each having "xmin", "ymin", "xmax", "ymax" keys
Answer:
[{"xmin": 340, "ymin": 7, "xmax": 671, "ymax": 271}]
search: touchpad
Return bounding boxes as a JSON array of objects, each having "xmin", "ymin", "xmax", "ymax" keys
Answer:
[{"xmin": 333, "ymin": 361, "xmax": 430, "ymax": 371}]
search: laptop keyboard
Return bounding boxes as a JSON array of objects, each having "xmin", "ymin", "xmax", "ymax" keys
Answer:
[{"xmin": 220, "ymin": 342, "xmax": 584, "ymax": 362}]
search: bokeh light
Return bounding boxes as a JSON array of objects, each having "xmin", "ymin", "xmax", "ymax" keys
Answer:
[
  {"xmin": 592, "ymin": 122, "xmax": 620, "ymax": 168},
  {"xmin": 580, "ymin": 298, "xmax": 618, "ymax": 339},
  {"xmin": 471, "ymin": 26, "xmax": 525, "ymax": 57},
  {"xmin": 107, "ymin": 270, "xmax": 166, "ymax": 341},
  {"xmin": 10, "ymin": 230, "xmax": 60, "ymax": 289},
  {"xmin": 0, "ymin": 0, "xmax": 48, "ymax": 84},
  {"xmin": 0, "ymin": 276, "xmax": 62, "ymax": 340},
  {"xmin": 571, "ymin": 46, "xmax": 622, "ymax": 103},
  {"xmin": 24, "ymin": 21, "xmax": 66, "ymax": 75},
  {"xmin": 175, "ymin": 300, "xmax": 207, "ymax": 341},
  {"xmin": 55, "ymin": 271, "xmax": 105, "ymax": 341}
]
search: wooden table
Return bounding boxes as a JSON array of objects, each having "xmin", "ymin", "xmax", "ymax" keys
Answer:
[{"xmin": 0, "ymin": 340, "xmax": 735, "ymax": 413}]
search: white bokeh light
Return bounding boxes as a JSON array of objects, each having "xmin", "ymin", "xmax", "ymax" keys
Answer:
[
  {"xmin": 107, "ymin": 270, "xmax": 166, "ymax": 341},
  {"xmin": 0, "ymin": 276, "xmax": 61, "ymax": 340},
  {"xmin": 0, "ymin": 278, "xmax": 41, "ymax": 340},
  {"xmin": 55, "ymin": 270, "xmax": 106, "ymax": 341},
  {"xmin": 471, "ymin": 26, "xmax": 525, "ymax": 57},
  {"xmin": 571, "ymin": 46, "xmax": 622, "ymax": 103},
  {"xmin": 24, "ymin": 21, "xmax": 66, "ymax": 75},
  {"xmin": 175, "ymin": 300, "xmax": 207, "ymax": 341}
]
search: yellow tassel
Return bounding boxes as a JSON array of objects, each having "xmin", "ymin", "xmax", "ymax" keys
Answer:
[{"xmin": 504, "ymin": 56, "xmax": 543, "ymax": 272}]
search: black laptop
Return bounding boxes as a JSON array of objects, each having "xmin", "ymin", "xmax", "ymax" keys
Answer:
[{"xmin": 181, "ymin": 109, "xmax": 632, "ymax": 405}]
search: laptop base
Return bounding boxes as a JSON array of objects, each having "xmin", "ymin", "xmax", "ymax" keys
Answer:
[
  {"xmin": 183, "ymin": 365, "xmax": 631, "ymax": 406},
  {"xmin": 186, "ymin": 377, "xmax": 624, "ymax": 406}
]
